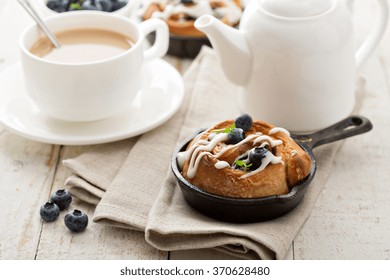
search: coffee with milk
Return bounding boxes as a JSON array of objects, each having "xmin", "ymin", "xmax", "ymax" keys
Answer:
[{"xmin": 29, "ymin": 28, "xmax": 134, "ymax": 63}]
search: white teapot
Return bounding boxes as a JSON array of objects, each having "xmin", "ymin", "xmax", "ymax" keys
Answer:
[{"xmin": 195, "ymin": 0, "xmax": 389, "ymax": 131}]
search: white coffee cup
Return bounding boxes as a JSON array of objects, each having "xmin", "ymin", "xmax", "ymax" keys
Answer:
[{"xmin": 19, "ymin": 11, "xmax": 169, "ymax": 122}]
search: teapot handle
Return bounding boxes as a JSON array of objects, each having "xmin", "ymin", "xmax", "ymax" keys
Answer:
[{"xmin": 347, "ymin": 0, "xmax": 389, "ymax": 69}]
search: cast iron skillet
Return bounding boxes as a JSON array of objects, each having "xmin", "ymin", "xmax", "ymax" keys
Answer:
[
  {"xmin": 171, "ymin": 115, "xmax": 373, "ymax": 223},
  {"xmin": 147, "ymin": 33, "xmax": 211, "ymax": 58}
]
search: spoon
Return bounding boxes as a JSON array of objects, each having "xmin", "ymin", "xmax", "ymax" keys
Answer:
[{"xmin": 17, "ymin": 0, "xmax": 61, "ymax": 48}]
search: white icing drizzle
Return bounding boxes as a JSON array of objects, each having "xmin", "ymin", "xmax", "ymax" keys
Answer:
[
  {"xmin": 269, "ymin": 127, "xmax": 291, "ymax": 137},
  {"xmin": 208, "ymin": 132, "xmax": 217, "ymax": 140},
  {"xmin": 253, "ymin": 135, "xmax": 283, "ymax": 147},
  {"xmin": 179, "ymin": 133, "xmax": 229, "ymax": 178},
  {"xmin": 213, "ymin": 0, "xmax": 242, "ymax": 24},
  {"xmin": 151, "ymin": 3, "xmax": 211, "ymax": 21},
  {"xmin": 178, "ymin": 125, "xmax": 290, "ymax": 180},
  {"xmin": 214, "ymin": 133, "xmax": 260, "ymax": 158},
  {"xmin": 260, "ymin": 142, "xmax": 269, "ymax": 148},
  {"xmin": 198, "ymin": 140, "xmax": 209, "ymax": 145},
  {"xmin": 177, "ymin": 131, "xmax": 206, "ymax": 168},
  {"xmin": 214, "ymin": 161, "xmax": 230, "ymax": 169},
  {"xmin": 240, "ymin": 151, "xmax": 284, "ymax": 179},
  {"xmin": 138, "ymin": 0, "xmax": 242, "ymax": 25}
]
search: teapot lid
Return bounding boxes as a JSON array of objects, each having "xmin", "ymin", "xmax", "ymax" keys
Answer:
[{"xmin": 259, "ymin": 0, "xmax": 334, "ymax": 18}]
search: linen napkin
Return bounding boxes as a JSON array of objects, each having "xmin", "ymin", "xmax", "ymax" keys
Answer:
[{"xmin": 63, "ymin": 47, "xmax": 364, "ymax": 259}]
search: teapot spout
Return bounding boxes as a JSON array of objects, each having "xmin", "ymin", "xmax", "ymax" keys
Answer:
[{"xmin": 195, "ymin": 15, "xmax": 251, "ymax": 86}]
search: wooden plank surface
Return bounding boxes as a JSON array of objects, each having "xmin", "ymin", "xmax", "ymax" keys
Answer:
[
  {"xmin": 0, "ymin": 1, "xmax": 55, "ymax": 259},
  {"xmin": 35, "ymin": 145, "xmax": 167, "ymax": 260},
  {"xmin": 1, "ymin": 0, "xmax": 390, "ymax": 260},
  {"xmin": 0, "ymin": 133, "xmax": 60, "ymax": 259}
]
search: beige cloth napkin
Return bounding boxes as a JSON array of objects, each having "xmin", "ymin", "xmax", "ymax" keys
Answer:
[{"xmin": 63, "ymin": 47, "xmax": 363, "ymax": 259}]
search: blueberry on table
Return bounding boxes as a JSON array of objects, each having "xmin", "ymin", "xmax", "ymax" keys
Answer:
[
  {"xmin": 227, "ymin": 128, "xmax": 245, "ymax": 144},
  {"xmin": 248, "ymin": 147, "xmax": 268, "ymax": 169},
  {"xmin": 40, "ymin": 202, "xmax": 60, "ymax": 222},
  {"xmin": 64, "ymin": 210, "xmax": 89, "ymax": 232},
  {"xmin": 50, "ymin": 189, "xmax": 72, "ymax": 211},
  {"xmin": 235, "ymin": 113, "xmax": 253, "ymax": 132}
]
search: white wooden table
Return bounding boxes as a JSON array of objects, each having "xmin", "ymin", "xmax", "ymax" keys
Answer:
[{"xmin": 1, "ymin": 0, "xmax": 390, "ymax": 260}]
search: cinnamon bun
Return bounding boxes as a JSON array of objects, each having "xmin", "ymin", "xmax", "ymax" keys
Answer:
[
  {"xmin": 140, "ymin": 0, "xmax": 242, "ymax": 37},
  {"xmin": 177, "ymin": 114, "xmax": 312, "ymax": 198}
]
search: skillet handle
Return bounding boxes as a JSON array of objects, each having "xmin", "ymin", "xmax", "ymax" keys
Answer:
[{"xmin": 292, "ymin": 115, "xmax": 373, "ymax": 150}]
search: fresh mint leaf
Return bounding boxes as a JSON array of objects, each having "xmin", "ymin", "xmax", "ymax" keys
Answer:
[
  {"xmin": 234, "ymin": 159, "xmax": 252, "ymax": 172},
  {"xmin": 212, "ymin": 123, "xmax": 236, "ymax": 134},
  {"xmin": 70, "ymin": 3, "xmax": 81, "ymax": 10}
]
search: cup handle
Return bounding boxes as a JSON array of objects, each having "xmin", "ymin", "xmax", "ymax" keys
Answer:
[{"xmin": 139, "ymin": 18, "xmax": 169, "ymax": 61}]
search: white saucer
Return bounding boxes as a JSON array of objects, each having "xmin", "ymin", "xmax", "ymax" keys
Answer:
[{"xmin": 0, "ymin": 59, "xmax": 184, "ymax": 145}]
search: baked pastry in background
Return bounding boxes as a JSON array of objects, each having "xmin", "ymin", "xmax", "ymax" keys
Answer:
[
  {"xmin": 177, "ymin": 114, "xmax": 312, "ymax": 198},
  {"xmin": 139, "ymin": 0, "xmax": 242, "ymax": 37}
]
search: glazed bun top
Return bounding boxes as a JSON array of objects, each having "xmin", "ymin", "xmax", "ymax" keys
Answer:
[
  {"xmin": 177, "ymin": 114, "xmax": 312, "ymax": 198},
  {"xmin": 139, "ymin": 0, "xmax": 242, "ymax": 37}
]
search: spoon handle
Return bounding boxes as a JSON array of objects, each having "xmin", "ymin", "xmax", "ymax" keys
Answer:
[{"xmin": 17, "ymin": 0, "xmax": 61, "ymax": 48}]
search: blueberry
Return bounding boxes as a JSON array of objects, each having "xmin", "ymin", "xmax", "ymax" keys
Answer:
[
  {"xmin": 46, "ymin": 0, "xmax": 60, "ymax": 10},
  {"xmin": 248, "ymin": 147, "xmax": 268, "ymax": 169},
  {"xmin": 227, "ymin": 128, "xmax": 245, "ymax": 144},
  {"xmin": 60, "ymin": 0, "xmax": 71, "ymax": 9},
  {"xmin": 235, "ymin": 114, "xmax": 253, "ymax": 132},
  {"xmin": 181, "ymin": 0, "xmax": 195, "ymax": 4},
  {"xmin": 47, "ymin": 0, "xmax": 69, "ymax": 12},
  {"xmin": 97, "ymin": 0, "xmax": 113, "ymax": 11},
  {"xmin": 40, "ymin": 202, "xmax": 60, "ymax": 222},
  {"xmin": 81, "ymin": 0, "xmax": 103, "ymax": 11},
  {"xmin": 50, "ymin": 189, "xmax": 72, "ymax": 211},
  {"xmin": 111, "ymin": 0, "xmax": 127, "ymax": 11},
  {"xmin": 64, "ymin": 209, "xmax": 89, "ymax": 232}
]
